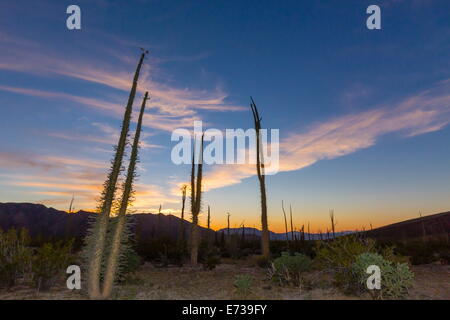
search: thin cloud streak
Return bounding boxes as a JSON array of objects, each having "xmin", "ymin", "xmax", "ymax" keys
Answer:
[
  {"xmin": 198, "ymin": 80, "xmax": 450, "ymax": 191},
  {"xmin": 0, "ymin": 34, "xmax": 245, "ymax": 132}
]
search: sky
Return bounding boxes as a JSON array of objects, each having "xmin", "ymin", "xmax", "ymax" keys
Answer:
[{"xmin": 1, "ymin": 0, "xmax": 450, "ymax": 232}]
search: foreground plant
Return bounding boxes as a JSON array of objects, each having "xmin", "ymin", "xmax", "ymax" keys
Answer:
[
  {"xmin": 0, "ymin": 228, "xmax": 32, "ymax": 288},
  {"xmin": 102, "ymin": 92, "xmax": 150, "ymax": 299},
  {"xmin": 84, "ymin": 51, "xmax": 147, "ymax": 299},
  {"xmin": 352, "ymin": 252, "xmax": 414, "ymax": 299},
  {"xmin": 269, "ymin": 252, "xmax": 312, "ymax": 287},
  {"xmin": 234, "ymin": 274, "xmax": 253, "ymax": 296},
  {"xmin": 32, "ymin": 240, "xmax": 73, "ymax": 292}
]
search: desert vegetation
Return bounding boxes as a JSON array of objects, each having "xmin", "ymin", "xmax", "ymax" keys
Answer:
[{"xmin": 0, "ymin": 51, "xmax": 449, "ymax": 301}]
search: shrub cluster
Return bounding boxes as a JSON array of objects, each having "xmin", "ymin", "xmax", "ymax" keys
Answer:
[
  {"xmin": 269, "ymin": 252, "xmax": 312, "ymax": 286},
  {"xmin": 0, "ymin": 228, "xmax": 32, "ymax": 288},
  {"xmin": 352, "ymin": 252, "xmax": 414, "ymax": 299},
  {"xmin": 0, "ymin": 228, "xmax": 74, "ymax": 291}
]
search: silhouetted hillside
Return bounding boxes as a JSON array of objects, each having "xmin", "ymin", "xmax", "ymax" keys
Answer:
[
  {"xmin": 0, "ymin": 202, "xmax": 215, "ymax": 243},
  {"xmin": 364, "ymin": 211, "xmax": 450, "ymax": 242},
  {"xmin": 1, "ymin": 203, "xmax": 449, "ymax": 244}
]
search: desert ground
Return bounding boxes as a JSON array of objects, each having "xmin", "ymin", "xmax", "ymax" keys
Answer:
[{"xmin": 1, "ymin": 258, "xmax": 448, "ymax": 300}]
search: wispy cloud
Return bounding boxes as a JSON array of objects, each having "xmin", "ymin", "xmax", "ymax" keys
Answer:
[
  {"xmin": 187, "ymin": 79, "xmax": 450, "ymax": 191},
  {"xmin": 0, "ymin": 34, "xmax": 245, "ymax": 133}
]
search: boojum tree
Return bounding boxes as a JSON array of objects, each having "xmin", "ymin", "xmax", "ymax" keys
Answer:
[
  {"xmin": 102, "ymin": 92, "xmax": 150, "ymax": 299},
  {"xmin": 84, "ymin": 51, "xmax": 147, "ymax": 299},
  {"xmin": 190, "ymin": 134, "xmax": 205, "ymax": 265},
  {"xmin": 250, "ymin": 97, "xmax": 270, "ymax": 258},
  {"xmin": 178, "ymin": 184, "xmax": 187, "ymax": 245},
  {"xmin": 281, "ymin": 200, "xmax": 290, "ymax": 250}
]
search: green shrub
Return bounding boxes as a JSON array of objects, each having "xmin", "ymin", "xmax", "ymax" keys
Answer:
[
  {"xmin": 315, "ymin": 236, "xmax": 376, "ymax": 269},
  {"xmin": 314, "ymin": 236, "xmax": 376, "ymax": 291},
  {"xmin": 0, "ymin": 228, "xmax": 32, "ymax": 288},
  {"xmin": 379, "ymin": 245, "xmax": 410, "ymax": 265},
  {"xmin": 352, "ymin": 252, "xmax": 414, "ymax": 299},
  {"xmin": 269, "ymin": 252, "xmax": 312, "ymax": 286},
  {"xmin": 234, "ymin": 274, "xmax": 253, "ymax": 296},
  {"xmin": 31, "ymin": 240, "xmax": 73, "ymax": 291},
  {"xmin": 121, "ymin": 248, "xmax": 141, "ymax": 275}
]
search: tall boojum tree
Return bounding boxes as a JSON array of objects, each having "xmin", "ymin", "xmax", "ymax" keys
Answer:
[
  {"xmin": 102, "ymin": 91, "xmax": 150, "ymax": 299},
  {"xmin": 84, "ymin": 51, "xmax": 148, "ymax": 299},
  {"xmin": 250, "ymin": 97, "xmax": 270, "ymax": 258}
]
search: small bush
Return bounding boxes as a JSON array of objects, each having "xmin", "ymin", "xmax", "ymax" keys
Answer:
[
  {"xmin": 379, "ymin": 245, "xmax": 410, "ymax": 265},
  {"xmin": 234, "ymin": 274, "xmax": 253, "ymax": 296},
  {"xmin": 31, "ymin": 240, "xmax": 73, "ymax": 291},
  {"xmin": 269, "ymin": 252, "xmax": 312, "ymax": 286},
  {"xmin": 202, "ymin": 247, "xmax": 221, "ymax": 271},
  {"xmin": 314, "ymin": 236, "xmax": 376, "ymax": 291},
  {"xmin": 121, "ymin": 248, "xmax": 141, "ymax": 275},
  {"xmin": 352, "ymin": 252, "xmax": 414, "ymax": 299},
  {"xmin": 0, "ymin": 228, "xmax": 32, "ymax": 288}
]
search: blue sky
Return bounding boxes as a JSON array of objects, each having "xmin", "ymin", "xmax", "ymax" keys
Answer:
[{"xmin": 1, "ymin": 0, "xmax": 450, "ymax": 232}]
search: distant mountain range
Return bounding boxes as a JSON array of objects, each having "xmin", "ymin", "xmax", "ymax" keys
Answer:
[
  {"xmin": 216, "ymin": 227, "xmax": 353, "ymax": 240},
  {"xmin": 0, "ymin": 202, "xmax": 448, "ymax": 243},
  {"xmin": 0, "ymin": 202, "xmax": 350, "ymax": 241}
]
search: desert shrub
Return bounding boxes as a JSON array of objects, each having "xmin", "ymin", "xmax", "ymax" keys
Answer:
[
  {"xmin": 0, "ymin": 228, "xmax": 32, "ymax": 288},
  {"xmin": 31, "ymin": 240, "xmax": 73, "ymax": 291},
  {"xmin": 379, "ymin": 245, "xmax": 410, "ymax": 265},
  {"xmin": 121, "ymin": 248, "xmax": 141, "ymax": 275},
  {"xmin": 315, "ymin": 236, "xmax": 376, "ymax": 269},
  {"xmin": 202, "ymin": 247, "xmax": 221, "ymax": 270},
  {"xmin": 314, "ymin": 236, "xmax": 376, "ymax": 291},
  {"xmin": 352, "ymin": 252, "xmax": 414, "ymax": 299},
  {"xmin": 269, "ymin": 252, "xmax": 312, "ymax": 286},
  {"xmin": 234, "ymin": 274, "xmax": 253, "ymax": 296},
  {"xmin": 394, "ymin": 240, "xmax": 448, "ymax": 265}
]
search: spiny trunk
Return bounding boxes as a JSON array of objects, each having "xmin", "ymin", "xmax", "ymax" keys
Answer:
[
  {"xmin": 190, "ymin": 134, "xmax": 204, "ymax": 265},
  {"xmin": 281, "ymin": 200, "xmax": 290, "ymax": 250},
  {"xmin": 178, "ymin": 185, "xmax": 187, "ymax": 244},
  {"xmin": 87, "ymin": 52, "xmax": 146, "ymax": 299},
  {"xmin": 289, "ymin": 205, "xmax": 295, "ymax": 243},
  {"xmin": 102, "ymin": 92, "xmax": 149, "ymax": 299},
  {"xmin": 251, "ymin": 97, "xmax": 270, "ymax": 258}
]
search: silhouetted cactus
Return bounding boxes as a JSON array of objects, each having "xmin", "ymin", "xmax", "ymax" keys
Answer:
[
  {"xmin": 250, "ymin": 97, "xmax": 270, "ymax": 258},
  {"xmin": 190, "ymin": 134, "xmax": 204, "ymax": 265},
  {"xmin": 289, "ymin": 204, "xmax": 295, "ymax": 242},
  {"xmin": 178, "ymin": 185, "xmax": 187, "ymax": 244},
  {"xmin": 207, "ymin": 205, "xmax": 211, "ymax": 230},
  {"xmin": 281, "ymin": 200, "xmax": 290, "ymax": 250}
]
